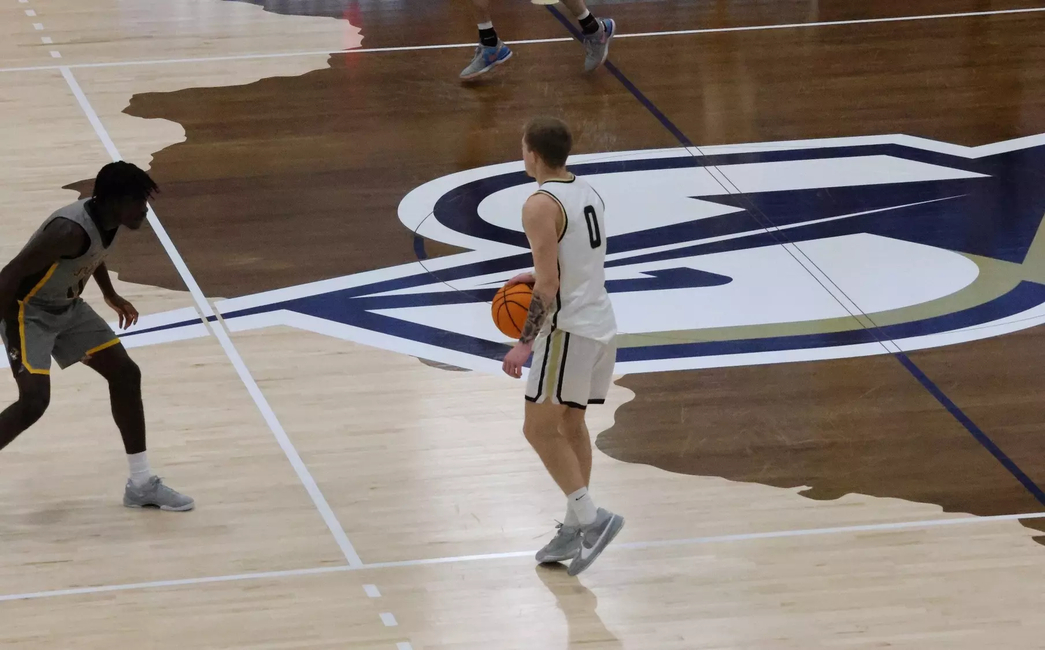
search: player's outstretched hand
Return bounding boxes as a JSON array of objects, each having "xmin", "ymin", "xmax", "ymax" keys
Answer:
[
  {"xmin": 502, "ymin": 341, "xmax": 533, "ymax": 378},
  {"xmin": 505, "ymin": 272, "xmax": 536, "ymax": 288},
  {"xmin": 105, "ymin": 294, "xmax": 140, "ymax": 330}
]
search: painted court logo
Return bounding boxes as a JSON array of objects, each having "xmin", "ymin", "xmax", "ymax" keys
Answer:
[{"xmin": 116, "ymin": 134, "xmax": 1045, "ymax": 375}]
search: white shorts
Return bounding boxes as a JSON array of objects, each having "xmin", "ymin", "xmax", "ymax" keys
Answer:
[{"xmin": 525, "ymin": 329, "xmax": 616, "ymax": 410}]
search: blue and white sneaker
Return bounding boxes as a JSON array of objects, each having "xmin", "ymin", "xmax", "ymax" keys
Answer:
[
  {"xmin": 582, "ymin": 18, "xmax": 616, "ymax": 72},
  {"xmin": 460, "ymin": 40, "xmax": 513, "ymax": 81}
]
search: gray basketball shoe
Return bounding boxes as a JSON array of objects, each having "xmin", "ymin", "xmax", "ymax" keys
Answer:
[
  {"xmin": 536, "ymin": 523, "xmax": 582, "ymax": 564},
  {"xmin": 583, "ymin": 18, "xmax": 616, "ymax": 72},
  {"xmin": 460, "ymin": 41, "xmax": 513, "ymax": 81},
  {"xmin": 567, "ymin": 508, "xmax": 624, "ymax": 576},
  {"xmin": 124, "ymin": 476, "xmax": 195, "ymax": 512}
]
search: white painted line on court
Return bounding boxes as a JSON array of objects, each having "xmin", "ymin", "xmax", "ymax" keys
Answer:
[
  {"xmin": 617, "ymin": 6, "xmax": 1045, "ymax": 39},
  {"xmin": 364, "ymin": 584, "xmax": 382, "ymax": 598},
  {"xmin": 0, "ymin": 565, "xmax": 349, "ymax": 602},
  {"xmin": 59, "ymin": 66, "xmax": 364, "ymax": 570},
  {"xmin": 381, "ymin": 613, "xmax": 399, "ymax": 627},
  {"xmin": 361, "ymin": 510, "xmax": 1045, "ymax": 570},
  {"xmin": 3, "ymin": 510, "xmax": 1041, "ymax": 604},
  {"xmin": 363, "ymin": 549, "xmax": 531, "ymax": 570},
  {"xmin": 2, "ymin": 7, "xmax": 1044, "ymax": 74}
]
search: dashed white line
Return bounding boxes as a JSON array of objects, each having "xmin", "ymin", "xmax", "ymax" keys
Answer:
[
  {"xmin": 364, "ymin": 584, "xmax": 381, "ymax": 598},
  {"xmin": 32, "ymin": 22, "xmax": 43, "ymax": 30},
  {"xmin": 380, "ymin": 613, "xmax": 399, "ymax": 627},
  {"xmin": 49, "ymin": 51, "xmax": 61, "ymax": 58},
  {"xmin": 396, "ymin": 644, "xmax": 414, "ymax": 650},
  {"xmin": 41, "ymin": 36, "xmax": 52, "ymax": 44},
  {"xmin": 24, "ymin": 8, "xmax": 35, "ymax": 16}
]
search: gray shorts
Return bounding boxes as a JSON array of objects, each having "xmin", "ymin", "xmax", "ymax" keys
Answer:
[{"xmin": 1, "ymin": 299, "xmax": 119, "ymax": 376}]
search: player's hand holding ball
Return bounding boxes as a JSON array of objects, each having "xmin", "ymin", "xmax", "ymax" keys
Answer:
[
  {"xmin": 505, "ymin": 272, "xmax": 536, "ymax": 288},
  {"xmin": 494, "ymin": 275, "xmax": 537, "ymax": 378}
]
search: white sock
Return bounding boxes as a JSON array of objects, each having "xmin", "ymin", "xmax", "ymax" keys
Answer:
[
  {"xmin": 576, "ymin": 9, "xmax": 591, "ymax": 20},
  {"xmin": 128, "ymin": 452, "xmax": 152, "ymax": 487},
  {"xmin": 563, "ymin": 502, "xmax": 580, "ymax": 527},
  {"xmin": 477, "ymin": 21, "xmax": 494, "ymax": 30},
  {"xmin": 567, "ymin": 487, "xmax": 598, "ymax": 526}
]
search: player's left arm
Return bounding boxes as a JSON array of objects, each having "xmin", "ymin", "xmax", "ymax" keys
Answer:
[
  {"xmin": 93, "ymin": 262, "xmax": 138, "ymax": 330},
  {"xmin": 502, "ymin": 194, "xmax": 561, "ymax": 378}
]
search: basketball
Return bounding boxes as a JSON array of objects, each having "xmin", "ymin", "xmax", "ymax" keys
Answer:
[{"xmin": 492, "ymin": 283, "xmax": 533, "ymax": 339}]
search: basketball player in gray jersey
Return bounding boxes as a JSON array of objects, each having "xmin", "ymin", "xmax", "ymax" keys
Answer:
[
  {"xmin": 503, "ymin": 117, "xmax": 623, "ymax": 576},
  {"xmin": 0, "ymin": 161, "xmax": 193, "ymax": 511}
]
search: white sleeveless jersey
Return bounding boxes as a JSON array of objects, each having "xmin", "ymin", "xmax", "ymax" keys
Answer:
[{"xmin": 535, "ymin": 176, "xmax": 616, "ymax": 344}]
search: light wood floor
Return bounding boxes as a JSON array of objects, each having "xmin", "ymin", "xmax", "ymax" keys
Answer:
[{"xmin": 3, "ymin": 1, "xmax": 1045, "ymax": 648}]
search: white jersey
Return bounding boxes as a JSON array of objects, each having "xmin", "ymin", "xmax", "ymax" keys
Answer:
[{"xmin": 535, "ymin": 175, "xmax": 616, "ymax": 344}]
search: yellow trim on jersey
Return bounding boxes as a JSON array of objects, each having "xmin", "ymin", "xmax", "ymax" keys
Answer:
[
  {"xmin": 24, "ymin": 263, "xmax": 58, "ymax": 302},
  {"xmin": 84, "ymin": 338, "xmax": 121, "ymax": 358},
  {"xmin": 17, "ymin": 263, "xmax": 58, "ymax": 375}
]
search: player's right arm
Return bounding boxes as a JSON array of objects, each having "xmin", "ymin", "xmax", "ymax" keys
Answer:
[
  {"xmin": 502, "ymin": 194, "xmax": 562, "ymax": 378},
  {"xmin": 0, "ymin": 220, "xmax": 87, "ymax": 313},
  {"xmin": 517, "ymin": 194, "xmax": 561, "ymax": 345}
]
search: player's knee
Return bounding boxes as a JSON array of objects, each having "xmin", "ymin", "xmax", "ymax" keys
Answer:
[
  {"xmin": 523, "ymin": 417, "xmax": 552, "ymax": 444},
  {"xmin": 17, "ymin": 391, "xmax": 50, "ymax": 424},
  {"xmin": 112, "ymin": 359, "xmax": 142, "ymax": 388},
  {"xmin": 522, "ymin": 418, "xmax": 540, "ymax": 442},
  {"xmin": 558, "ymin": 418, "xmax": 584, "ymax": 440}
]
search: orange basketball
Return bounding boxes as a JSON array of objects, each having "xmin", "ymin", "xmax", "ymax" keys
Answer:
[{"xmin": 492, "ymin": 283, "xmax": 533, "ymax": 339}]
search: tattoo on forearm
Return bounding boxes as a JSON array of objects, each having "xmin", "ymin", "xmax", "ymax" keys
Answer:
[{"xmin": 520, "ymin": 293, "xmax": 552, "ymax": 344}]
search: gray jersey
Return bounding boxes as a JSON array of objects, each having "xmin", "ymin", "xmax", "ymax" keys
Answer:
[{"xmin": 17, "ymin": 199, "xmax": 113, "ymax": 310}]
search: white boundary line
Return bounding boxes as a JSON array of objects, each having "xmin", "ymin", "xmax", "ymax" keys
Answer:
[
  {"xmin": 0, "ymin": 565, "xmax": 349, "ymax": 603},
  {"xmin": 2, "ymin": 510, "xmax": 1043, "ymax": 603},
  {"xmin": 4, "ymin": 7, "xmax": 1045, "ymax": 74},
  {"xmin": 59, "ymin": 66, "xmax": 363, "ymax": 569}
]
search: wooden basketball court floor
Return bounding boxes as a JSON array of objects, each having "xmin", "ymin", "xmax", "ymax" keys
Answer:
[{"xmin": 5, "ymin": 0, "xmax": 1045, "ymax": 647}]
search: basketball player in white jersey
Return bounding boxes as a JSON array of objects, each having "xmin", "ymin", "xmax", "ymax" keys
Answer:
[
  {"xmin": 0, "ymin": 161, "xmax": 194, "ymax": 512},
  {"xmin": 502, "ymin": 117, "xmax": 623, "ymax": 576}
]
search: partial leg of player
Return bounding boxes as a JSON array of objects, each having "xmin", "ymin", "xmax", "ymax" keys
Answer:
[
  {"xmin": 84, "ymin": 343, "xmax": 194, "ymax": 512},
  {"xmin": 525, "ymin": 401, "xmax": 622, "ymax": 573},
  {"xmin": 0, "ymin": 371, "xmax": 50, "ymax": 451},
  {"xmin": 535, "ymin": 409, "xmax": 593, "ymax": 563},
  {"xmin": 559, "ymin": 0, "xmax": 616, "ymax": 71},
  {"xmin": 460, "ymin": 0, "xmax": 513, "ymax": 80}
]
